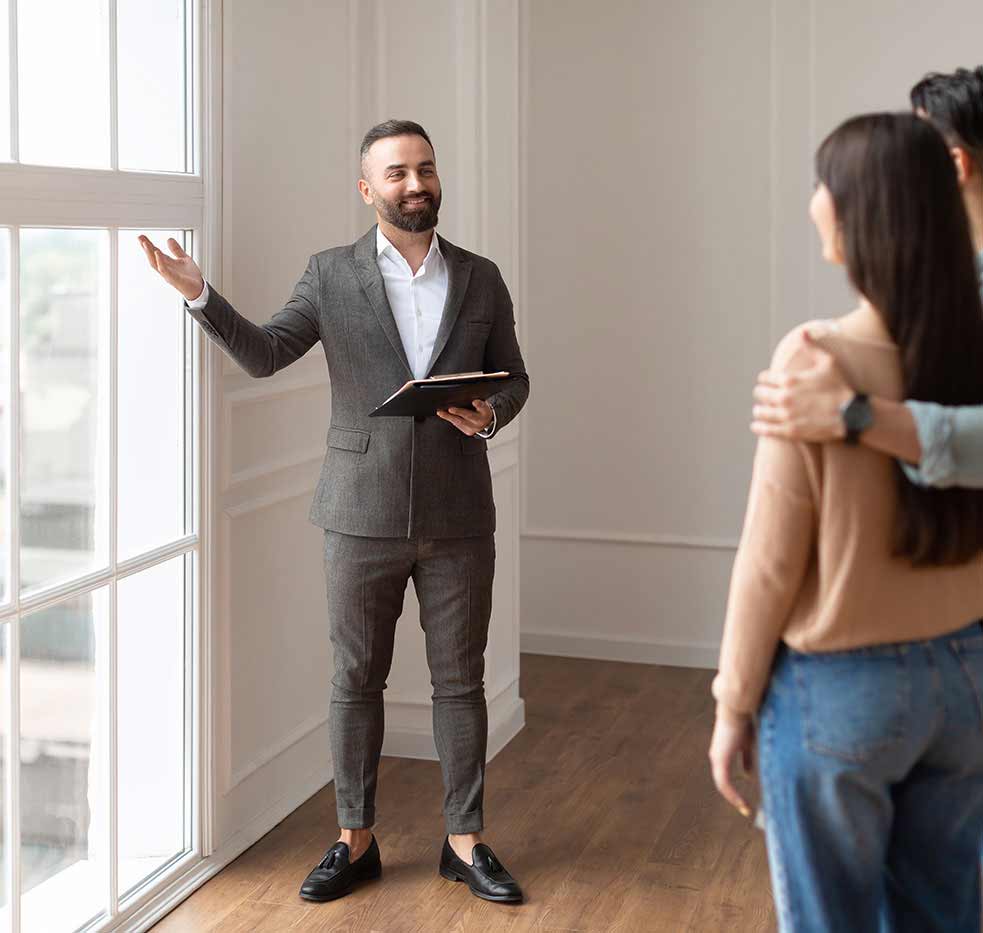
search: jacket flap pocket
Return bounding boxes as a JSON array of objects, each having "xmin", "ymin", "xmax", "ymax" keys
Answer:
[{"xmin": 327, "ymin": 427, "xmax": 370, "ymax": 453}]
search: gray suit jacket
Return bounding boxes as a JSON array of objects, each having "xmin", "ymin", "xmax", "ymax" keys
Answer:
[{"xmin": 187, "ymin": 226, "xmax": 529, "ymax": 538}]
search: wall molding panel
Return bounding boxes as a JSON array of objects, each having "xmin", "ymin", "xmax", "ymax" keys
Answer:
[
  {"xmin": 227, "ymin": 447, "xmax": 324, "ymax": 490},
  {"xmin": 517, "ymin": 0, "xmax": 768, "ymax": 671}
]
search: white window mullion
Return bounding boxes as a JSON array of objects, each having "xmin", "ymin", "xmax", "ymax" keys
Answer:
[
  {"xmin": 184, "ymin": 230, "xmax": 195, "ymax": 538},
  {"xmin": 8, "ymin": 615, "xmax": 20, "ymax": 933},
  {"xmin": 8, "ymin": 222, "xmax": 20, "ymax": 933},
  {"xmin": 184, "ymin": 0, "xmax": 194, "ymax": 175},
  {"xmin": 8, "ymin": 0, "xmax": 17, "ymax": 163},
  {"xmin": 2, "ymin": 537, "xmax": 198, "ymax": 624},
  {"xmin": 108, "ymin": 0, "xmax": 118, "ymax": 172},
  {"xmin": 108, "ymin": 226, "xmax": 119, "ymax": 916},
  {"xmin": 108, "ymin": 577, "xmax": 118, "ymax": 916},
  {"xmin": 185, "ymin": 232, "xmax": 199, "ymax": 853},
  {"xmin": 6, "ymin": 226, "xmax": 16, "ymax": 604},
  {"xmin": 183, "ymin": 552, "xmax": 195, "ymax": 854}
]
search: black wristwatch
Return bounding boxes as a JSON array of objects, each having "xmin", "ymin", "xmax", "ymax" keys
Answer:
[{"xmin": 840, "ymin": 393, "xmax": 873, "ymax": 445}]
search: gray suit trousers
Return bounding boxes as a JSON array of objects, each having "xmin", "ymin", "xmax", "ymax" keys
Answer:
[{"xmin": 324, "ymin": 531, "xmax": 495, "ymax": 834}]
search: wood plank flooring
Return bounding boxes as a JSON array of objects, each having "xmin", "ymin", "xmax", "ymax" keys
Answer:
[{"xmin": 151, "ymin": 655, "xmax": 776, "ymax": 932}]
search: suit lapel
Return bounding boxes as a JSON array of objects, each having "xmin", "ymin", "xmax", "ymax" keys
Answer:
[
  {"xmin": 426, "ymin": 234, "xmax": 473, "ymax": 376},
  {"xmin": 351, "ymin": 226, "xmax": 413, "ymax": 377}
]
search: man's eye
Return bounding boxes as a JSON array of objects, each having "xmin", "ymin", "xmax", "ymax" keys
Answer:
[{"xmin": 388, "ymin": 173, "xmax": 403, "ymax": 180}]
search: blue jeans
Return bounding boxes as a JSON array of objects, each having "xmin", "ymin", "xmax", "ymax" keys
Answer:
[{"xmin": 758, "ymin": 621, "xmax": 983, "ymax": 933}]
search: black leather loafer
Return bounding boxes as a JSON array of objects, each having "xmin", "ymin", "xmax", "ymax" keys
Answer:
[
  {"xmin": 299, "ymin": 836, "xmax": 382, "ymax": 902},
  {"xmin": 438, "ymin": 837, "xmax": 523, "ymax": 903}
]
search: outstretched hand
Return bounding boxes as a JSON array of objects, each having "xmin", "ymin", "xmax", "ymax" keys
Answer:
[
  {"xmin": 437, "ymin": 399, "xmax": 494, "ymax": 436},
  {"xmin": 137, "ymin": 235, "xmax": 206, "ymax": 302}
]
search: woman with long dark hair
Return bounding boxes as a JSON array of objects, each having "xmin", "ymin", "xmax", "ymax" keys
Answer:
[{"xmin": 709, "ymin": 113, "xmax": 983, "ymax": 932}]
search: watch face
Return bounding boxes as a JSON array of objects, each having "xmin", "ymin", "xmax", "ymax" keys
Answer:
[{"xmin": 844, "ymin": 395, "xmax": 873, "ymax": 434}]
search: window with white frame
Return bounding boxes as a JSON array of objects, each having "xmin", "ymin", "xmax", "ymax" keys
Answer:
[{"xmin": 0, "ymin": 1, "xmax": 203, "ymax": 931}]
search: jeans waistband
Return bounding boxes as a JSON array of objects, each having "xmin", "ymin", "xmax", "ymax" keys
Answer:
[{"xmin": 786, "ymin": 619, "xmax": 983, "ymax": 660}]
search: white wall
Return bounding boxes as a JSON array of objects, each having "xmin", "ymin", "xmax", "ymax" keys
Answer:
[
  {"xmin": 209, "ymin": 0, "xmax": 523, "ymax": 856},
  {"xmin": 519, "ymin": 0, "xmax": 983, "ymax": 668}
]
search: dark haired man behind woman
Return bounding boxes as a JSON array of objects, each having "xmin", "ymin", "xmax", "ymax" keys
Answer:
[{"xmin": 711, "ymin": 113, "xmax": 983, "ymax": 932}]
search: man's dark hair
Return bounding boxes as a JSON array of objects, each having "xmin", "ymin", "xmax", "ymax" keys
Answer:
[
  {"xmin": 359, "ymin": 120, "xmax": 434, "ymax": 173},
  {"xmin": 910, "ymin": 66, "xmax": 983, "ymax": 171},
  {"xmin": 816, "ymin": 112, "xmax": 983, "ymax": 565}
]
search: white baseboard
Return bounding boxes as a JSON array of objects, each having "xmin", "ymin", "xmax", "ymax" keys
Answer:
[
  {"xmin": 381, "ymin": 679, "xmax": 525, "ymax": 762},
  {"xmin": 122, "ymin": 764, "xmax": 334, "ymax": 933},
  {"xmin": 520, "ymin": 630, "xmax": 718, "ymax": 670}
]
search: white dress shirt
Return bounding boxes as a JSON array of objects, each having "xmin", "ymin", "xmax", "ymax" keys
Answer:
[
  {"xmin": 374, "ymin": 226, "xmax": 447, "ymax": 380},
  {"xmin": 188, "ymin": 228, "xmax": 496, "ymax": 436}
]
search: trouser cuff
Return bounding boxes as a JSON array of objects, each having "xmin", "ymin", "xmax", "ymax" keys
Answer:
[
  {"xmin": 337, "ymin": 806, "xmax": 375, "ymax": 829},
  {"xmin": 446, "ymin": 809, "xmax": 484, "ymax": 834}
]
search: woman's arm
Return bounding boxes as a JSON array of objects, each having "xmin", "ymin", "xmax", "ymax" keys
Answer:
[
  {"xmin": 715, "ymin": 333, "xmax": 818, "ymax": 721},
  {"xmin": 712, "ymin": 439, "xmax": 816, "ymax": 720}
]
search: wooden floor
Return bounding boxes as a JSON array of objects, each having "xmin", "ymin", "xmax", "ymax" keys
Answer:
[{"xmin": 151, "ymin": 655, "xmax": 776, "ymax": 932}]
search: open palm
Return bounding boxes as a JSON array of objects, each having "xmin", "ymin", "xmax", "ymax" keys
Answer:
[{"xmin": 137, "ymin": 235, "xmax": 205, "ymax": 302}]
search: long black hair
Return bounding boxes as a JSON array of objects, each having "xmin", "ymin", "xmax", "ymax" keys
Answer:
[{"xmin": 816, "ymin": 112, "xmax": 983, "ymax": 565}]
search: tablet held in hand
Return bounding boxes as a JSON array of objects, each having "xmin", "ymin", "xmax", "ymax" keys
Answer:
[{"xmin": 369, "ymin": 371, "xmax": 510, "ymax": 418}]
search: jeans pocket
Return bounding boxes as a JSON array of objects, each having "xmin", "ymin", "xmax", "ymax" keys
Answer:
[{"xmin": 791, "ymin": 650, "xmax": 910, "ymax": 763}]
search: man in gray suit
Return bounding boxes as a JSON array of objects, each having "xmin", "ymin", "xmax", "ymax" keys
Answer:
[{"xmin": 139, "ymin": 120, "xmax": 528, "ymax": 904}]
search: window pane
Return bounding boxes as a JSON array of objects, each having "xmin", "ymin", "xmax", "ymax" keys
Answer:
[
  {"xmin": 20, "ymin": 590, "xmax": 109, "ymax": 933},
  {"xmin": 20, "ymin": 230, "xmax": 110, "ymax": 595},
  {"xmin": 118, "ymin": 0, "xmax": 187, "ymax": 173},
  {"xmin": 0, "ymin": 230, "xmax": 8, "ymax": 603},
  {"xmin": 118, "ymin": 231, "xmax": 185, "ymax": 560},
  {"xmin": 0, "ymin": 0, "xmax": 10, "ymax": 162},
  {"xmin": 18, "ymin": 0, "xmax": 110, "ymax": 168},
  {"xmin": 118, "ymin": 556, "xmax": 187, "ymax": 898}
]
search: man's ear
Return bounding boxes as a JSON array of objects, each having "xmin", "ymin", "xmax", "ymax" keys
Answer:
[
  {"xmin": 952, "ymin": 146, "xmax": 974, "ymax": 185},
  {"xmin": 357, "ymin": 177, "xmax": 373, "ymax": 205}
]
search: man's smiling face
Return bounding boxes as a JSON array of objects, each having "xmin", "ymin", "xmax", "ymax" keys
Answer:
[{"xmin": 360, "ymin": 133, "xmax": 442, "ymax": 233}]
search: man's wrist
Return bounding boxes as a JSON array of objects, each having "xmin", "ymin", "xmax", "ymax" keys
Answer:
[
  {"xmin": 185, "ymin": 280, "xmax": 209, "ymax": 307},
  {"xmin": 476, "ymin": 404, "xmax": 497, "ymax": 438}
]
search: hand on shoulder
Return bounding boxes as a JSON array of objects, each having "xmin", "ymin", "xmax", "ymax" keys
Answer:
[{"xmin": 752, "ymin": 321, "xmax": 850, "ymax": 443}]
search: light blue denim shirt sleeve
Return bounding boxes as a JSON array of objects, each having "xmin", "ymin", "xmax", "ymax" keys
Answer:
[{"xmin": 901, "ymin": 251, "xmax": 983, "ymax": 488}]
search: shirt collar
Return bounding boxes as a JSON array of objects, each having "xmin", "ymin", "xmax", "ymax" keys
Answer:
[{"xmin": 376, "ymin": 226, "xmax": 442, "ymax": 266}]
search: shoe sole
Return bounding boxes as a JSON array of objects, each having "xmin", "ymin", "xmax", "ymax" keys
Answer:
[
  {"xmin": 439, "ymin": 866, "xmax": 523, "ymax": 903},
  {"xmin": 299, "ymin": 866, "xmax": 382, "ymax": 902}
]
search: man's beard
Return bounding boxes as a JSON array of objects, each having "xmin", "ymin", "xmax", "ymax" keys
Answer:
[{"xmin": 374, "ymin": 191, "xmax": 441, "ymax": 233}]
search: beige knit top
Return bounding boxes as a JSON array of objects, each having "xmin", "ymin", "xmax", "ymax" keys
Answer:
[{"xmin": 713, "ymin": 308, "xmax": 983, "ymax": 719}]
